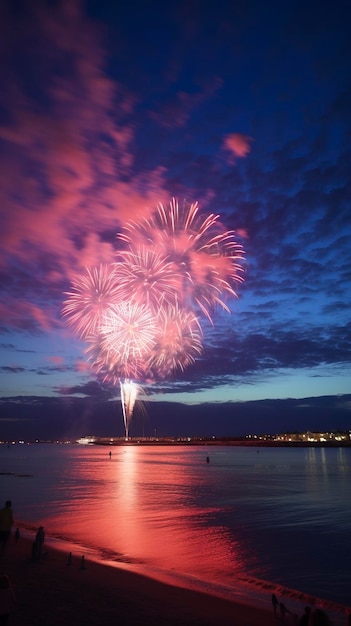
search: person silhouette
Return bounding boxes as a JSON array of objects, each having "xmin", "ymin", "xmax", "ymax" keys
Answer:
[
  {"xmin": 0, "ymin": 501, "xmax": 13, "ymax": 557},
  {"xmin": 32, "ymin": 526, "xmax": 45, "ymax": 560},
  {"xmin": 280, "ymin": 602, "xmax": 287, "ymax": 622},
  {"xmin": 299, "ymin": 606, "xmax": 311, "ymax": 626},
  {"xmin": 272, "ymin": 593, "xmax": 279, "ymax": 617}
]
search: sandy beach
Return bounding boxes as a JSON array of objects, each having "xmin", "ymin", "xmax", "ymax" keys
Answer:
[
  {"xmin": 0, "ymin": 531, "xmax": 302, "ymax": 626},
  {"xmin": 1, "ymin": 530, "xmax": 349, "ymax": 626}
]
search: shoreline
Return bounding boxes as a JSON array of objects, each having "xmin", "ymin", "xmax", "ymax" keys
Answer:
[
  {"xmin": 2, "ymin": 439, "xmax": 351, "ymax": 447},
  {"xmin": 1, "ymin": 529, "xmax": 349, "ymax": 626},
  {"xmin": 1, "ymin": 534, "xmax": 275, "ymax": 626}
]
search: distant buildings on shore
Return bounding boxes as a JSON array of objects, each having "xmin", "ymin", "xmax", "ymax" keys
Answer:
[
  {"xmin": 1, "ymin": 430, "xmax": 350, "ymax": 446},
  {"xmin": 59, "ymin": 430, "xmax": 351, "ymax": 446},
  {"xmin": 246, "ymin": 430, "xmax": 351, "ymax": 444}
]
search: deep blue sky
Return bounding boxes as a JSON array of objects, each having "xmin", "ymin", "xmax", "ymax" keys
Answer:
[{"xmin": 0, "ymin": 0, "xmax": 350, "ymax": 440}]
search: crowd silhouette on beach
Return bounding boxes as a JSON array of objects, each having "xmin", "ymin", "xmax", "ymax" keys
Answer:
[
  {"xmin": 0, "ymin": 500, "xmax": 49, "ymax": 623},
  {"xmin": 271, "ymin": 592, "xmax": 342, "ymax": 626}
]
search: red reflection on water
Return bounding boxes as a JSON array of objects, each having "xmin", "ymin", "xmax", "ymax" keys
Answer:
[{"xmin": 48, "ymin": 447, "xmax": 246, "ymax": 585}]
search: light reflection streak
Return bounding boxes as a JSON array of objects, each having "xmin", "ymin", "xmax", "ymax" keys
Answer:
[{"xmin": 47, "ymin": 447, "xmax": 246, "ymax": 582}]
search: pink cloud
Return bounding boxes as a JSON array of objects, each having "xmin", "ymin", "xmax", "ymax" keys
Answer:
[
  {"xmin": 222, "ymin": 133, "xmax": 253, "ymax": 159},
  {"xmin": 47, "ymin": 356, "xmax": 64, "ymax": 365},
  {"xmin": 0, "ymin": 2, "xmax": 167, "ymax": 291},
  {"xmin": 0, "ymin": 299, "xmax": 57, "ymax": 333},
  {"xmin": 236, "ymin": 228, "xmax": 249, "ymax": 239},
  {"xmin": 75, "ymin": 360, "xmax": 92, "ymax": 373}
]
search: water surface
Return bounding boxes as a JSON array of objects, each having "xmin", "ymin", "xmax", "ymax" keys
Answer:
[{"xmin": 1, "ymin": 443, "xmax": 350, "ymax": 613}]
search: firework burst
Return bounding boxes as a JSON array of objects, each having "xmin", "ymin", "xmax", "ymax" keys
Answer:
[
  {"xmin": 62, "ymin": 198, "xmax": 245, "ymax": 438},
  {"xmin": 114, "ymin": 247, "xmax": 181, "ymax": 313},
  {"xmin": 120, "ymin": 198, "xmax": 245, "ymax": 321},
  {"xmin": 85, "ymin": 301, "xmax": 157, "ymax": 382},
  {"xmin": 62, "ymin": 265, "xmax": 120, "ymax": 338},
  {"xmin": 148, "ymin": 305, "xmax": 203, "ymax": 378},
  {"xmin": 100, "ymin": 302, "xmax": 157, "ymax": 363}
]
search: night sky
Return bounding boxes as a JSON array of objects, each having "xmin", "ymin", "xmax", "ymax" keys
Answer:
[{"xmin": 1, "ymin": 0, "xmax": 350, "ymax": 441}]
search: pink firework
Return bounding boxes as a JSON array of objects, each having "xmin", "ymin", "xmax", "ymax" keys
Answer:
[
  {"xmin": 100, "ymin": 302, "xmax": 157, "ymax": 362},
  {"xmin": 86, "ymin": 301, "xmax": 157, "ymax": 382},
  {"xmin": 86, "ymin": 339, "xmax": 144, "ymax": 384},
  {"xmin": 114, "ymin": 247, "xmax": 181, "ymax": 313},
  {"xmin": 148, "ymin": 305, "xmax": 203, "ymax": 379},
  {"xmin": 84, "ymin": 302, "xmax": 156, "ymax": 439},
  {"xmin": 62, "ymin": 265, "xmax": 120, "ymax": 338},
  {"xmin": 119, "ymin": 198, "xmax": 245, "ymax": 321},
  {"xmin": 62, "ymin": 198, "xmax": 245, "ymax": 438}
]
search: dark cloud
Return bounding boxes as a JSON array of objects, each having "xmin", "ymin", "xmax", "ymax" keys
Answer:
[
  {"xmin": 57, "ymin": 380, "xmax": 115, "ymax": 398},
  {"xmin": 0, "ymin": 366, "xmax": 25, "ymax": 374},
  {"xmin": 0, "ymin": 393, "xmax": 350, "ymax": 441}
]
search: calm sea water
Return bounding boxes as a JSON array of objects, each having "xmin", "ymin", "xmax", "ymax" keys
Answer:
[{"xmin": 1, "ymin": 443, "xmax": 350, "ymax": 615}]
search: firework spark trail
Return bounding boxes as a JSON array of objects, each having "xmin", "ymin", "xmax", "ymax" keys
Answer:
[
  {"xmin": 85, "ymin": 338, "xmax": 144, "ymax": 383},
  {"xmin": 148, "ymin": 305, "xmax": 203, "ymax": 379},
  {"xmin": 62, "ymin": 198, "xmax": 245, "ymax": 438},
  {"xmin": 62, "ymin": 265, "xmax": 120, "ymax": 338},
  {"xmin": 120, "ymin": 380, "xmax": 139, "ymax": 440},
  {"xmin": 100, "ymin": 302, "xmax": 157, "ymax": 362},
  {"xmin": 120, "ymin": 198, "xmax": 245, "ymax": 322},
  {"xmin": 114, "ymin": 247, "xmax": 181, "ymax": 312},
  {"xmin": 85, "ymin": 302, "xmax": 157, "ymax": 382}
]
